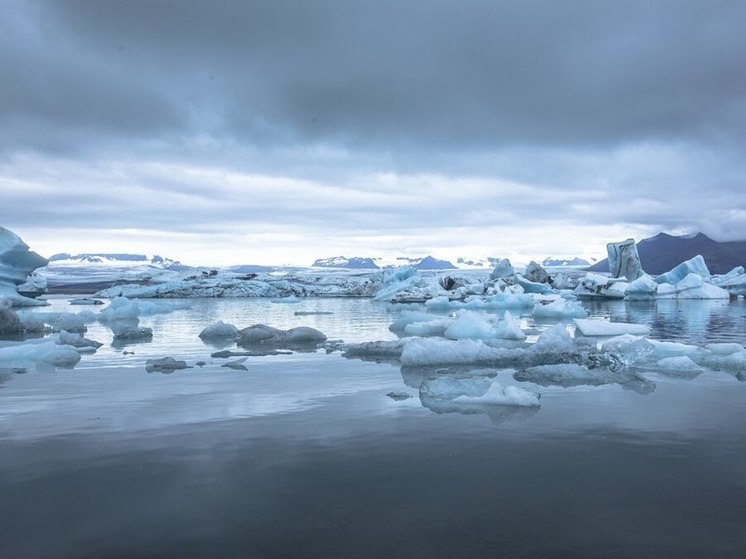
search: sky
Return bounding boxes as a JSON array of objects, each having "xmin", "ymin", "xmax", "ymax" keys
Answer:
[{"xmin": 1, "ymin": 0, "xmax": 745, "ymax": 266}]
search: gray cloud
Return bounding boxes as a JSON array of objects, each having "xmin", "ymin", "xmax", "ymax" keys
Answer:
[
  {"xmin": 1, "ymin": 1, "xmax": 746, "ymax": 263},
  {"xmin": 3, "ymin": 0, "xmax": 745, "ymax": 155}
]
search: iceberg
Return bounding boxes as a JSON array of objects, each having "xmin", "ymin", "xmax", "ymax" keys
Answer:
[
  {"xmin": 655, "ymin": 255, "xmax": 710, "ymax": 284},
  {"xmin": 625, "ymin": 274, "xmax": 658, "ymax": 300},
  {"xmin": 532, "ymin": 298, "xmax": 588, "ymax": 319},
  {"xmin": 443, "ymin": 311, "xmax": 496, "ymax": 341},
  {"xmin": 0, "ymin": 227, "xmax": 49, "ymax": 306},
  {"xmin": 606, "ymin": 238, "xmax": 644, "ymax": 280},
  {"xmin": 524, "ymin": 261, "xmax": 551, "ymax": 284},
  {"xmin": 673, "ymin": 273, "xmax": 729, "ymax": 299},
  {"xmin": 490, "ymin": 258, "xmax": 514, "ymax": 281}
]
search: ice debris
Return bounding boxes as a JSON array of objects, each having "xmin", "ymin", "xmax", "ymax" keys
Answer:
[
  {"xmin": 199, "ymin": 321, "xmax": 239, "ymax": 340},
  {"xmin": 420, "ymin": 376, "xmax": 540, "ymax": 407}
]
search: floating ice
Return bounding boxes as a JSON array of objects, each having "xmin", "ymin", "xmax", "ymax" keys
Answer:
[
  {"xmin": 656, "ymin": 255, "xmax": 710, "ymax": 284},
  {"xmin": 490, "ymin": 258, "xmax": 514, "ymax": 280},
  {"xmin": 514, "ymin": 274, "xmax": 554, "ymax": 294},
  {"xmin": 531, "ymin": 323, "xmax": 575, "ymax": 354},
  {"xmin": 57, "ymin": 331, "xmax": 103, "ymax": 353},
  {"xmin": 0, "ymin": 298, "xmax": 24, "ymax": 334},
  {"xmin": 532, "ymin": 298, "xmax": 588, "ymax": 319},
  {"xmin": 70, "ymin": 298, "xmax": 104, "ymax": 305},
  {"xmin": 607, "ymin": 238, "xmax": 644, "ymax": 280},
  {"xmin": 625, "ymin": 274, "xmax": 658, "ymax": 300},
  {"xmin": 199, "ymin": 321, "xmax": 239, "ymax": 340},
  {"xmin": 404, "ymin": 318, "xmax": 451, "ymax": 337},
  {"xmin": 99, "ymin": 297, "xmax": 140, "ymax": 322},
  {"xmin": 145, "ymin": 357, "xmax": 188, "ymax": 373},
  {"xmin": 673, "ymin": 274, "xmax": 729, "ymax": 299},
  {"xmin": 270, "ymin": 296, "xmax": 302, "ymax": 304},
  {"xmin": 0, "ymin": 227, "xmax": 49, "ymax": 306},
  {"xmin": 705, "ymin": 343, "xmax": 745, "ymax": 355},
  {"xmin": 400, "ymin": 338, "xmax": 520, "ymax": 366},
  {"xmin": 574, "ymin": 273, "xmax": 628, "ymax": 300},
  {"xmin": 342, "ymin": 339, "xmax": 406, "ymax": 361},
  {"xmin": 110, "ymin": 323, "xmax": 154, "ymax": 342},
  {"xmin": 237, "ymin": 324, "xmax": 326, "ymax": 348},
  {"xmin": 493, "ymin": 311, "xmax": 526, "ymax": 341},
  {"xmin": 573, "ymin": 319, "xmax": 650, "ymax": 337},
  {"xmin": 0, "ymin": 339, "xmax": 81, "ymax": 368},
  {"xmin": 655, "ymin": 356, "xmax": 703, "ymax": 374},
  {"xmin": 444, "ymin": 311, "xmax": 495, "ymax": 340}
]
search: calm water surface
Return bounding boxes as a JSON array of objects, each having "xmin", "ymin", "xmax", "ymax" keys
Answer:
[{"xmin": 2, "ymin": 296, "xmax": 746, "ymax": 558}]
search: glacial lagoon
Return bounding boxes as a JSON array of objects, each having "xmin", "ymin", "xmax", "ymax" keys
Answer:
[{"xmin": 2, "ymin": 295, "xmax": 746, "ymax": 558}]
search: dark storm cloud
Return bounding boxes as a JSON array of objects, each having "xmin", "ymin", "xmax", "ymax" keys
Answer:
[{"xmin": 2, "ymin": 0, "xmax": 745, "ymax": 155}]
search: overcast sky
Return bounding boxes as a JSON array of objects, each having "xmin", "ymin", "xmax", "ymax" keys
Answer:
[{"xmin": 1, "ymin": 0, "xmax": 745, "ymax": 265}]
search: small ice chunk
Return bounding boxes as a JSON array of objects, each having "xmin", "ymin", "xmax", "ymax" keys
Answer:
[
  {"xmin": 705, "ymin": 343, "xmax": 745, "ymax": 355},
  {"xmin": 532, "ymin": 298, "xmax": 588, "ymax": 319},
  {"xmin": 404, "ymin": 318, "xmax": 451, "ymax": 337},
  {"xmin": 282, "ymin": 326, "xmax": 327, "ymax": 343},
  {"xmin": 270, "ymin": 296, "xmax": 302, "ymax": 304},
  {"xmin": 493, "ymin": 311, "xmax": 526, "ymax": 340},
  {"xmin": 444, "ymin": 310, "xmax": 495, "ymax": 340},
  {"xmin": 111, "ymin": 324, "xmax": 153, "ymax": 341},
  {"xmin": 145, "ymin": 357, "xmax": 188, "ymax": 373},
  {"xmin": 401, "ymin": 338, "xmax": 516, "ymax": 366},
  {"xmin": 99, "ymin": 297, "xmax": 140, "ymax": 321},
  {"xmin": 0, "ymin": 298, "xmax": 24, "ymax": 334},
  {"xmin": 531, "ymin": 324, "xmax": 574, "ymax": 354},
  {"xmin": 0, "ymin": 339, "xmax": 81, "ymax": 368},
  {"xmin": 199, "ymin": 321, "xmax": 239, "ymax": 340},
  {"xmin": 573, "ymin": 319, "xmax": 651, "ymax": 337},
  {"xmin": 625, "ymin": 274, "xmax": 658, "ymax": 300},
  {"xmin": 70, "ymin": 298, "xmax": 104, "ymax": 305},
  {"xmin": 656, "ymin": 356, "xmax": 703, "ymax": 373}
]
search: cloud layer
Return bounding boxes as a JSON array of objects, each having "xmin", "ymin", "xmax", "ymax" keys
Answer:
[{"xmin": 1, "ymin": 1, "xmax": 745, "ymax": 264}]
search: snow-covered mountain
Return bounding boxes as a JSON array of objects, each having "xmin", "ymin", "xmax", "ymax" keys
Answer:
[
  {"xmin": 312, "ymin": 256, "xmax": 380, "ymax": 269},
  {"xmin": 48, "ymin": 253, "xmax": 187, "ymax": 270},
  {"xmin": 541, "ymin": 257, "xmax": 593, "ymax": 267},
  {"xmin": 40, "ymin": 253, "xmax": 191, "ymax": 292}
]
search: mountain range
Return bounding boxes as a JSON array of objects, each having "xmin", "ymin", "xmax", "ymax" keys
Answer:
[{"xmin": 588, "ymin": 232, "xmax": 746, "ymax": 275}]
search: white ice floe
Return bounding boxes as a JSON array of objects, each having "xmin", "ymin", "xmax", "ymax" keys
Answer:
[
  {"xmin": 532, "ymin": 298, "xmax": 588, "ymax": 319},
  {"xmin": 0, "ymin": 338, "xmax": 81, "ymax": 368},
  {"xmin": 655, "ymin": 356, "xmax": 703, "ymax": 373},
  {"xmin": 656, "ymin": 255, "xmax": 710, "ymax": 284},
  {"xmin": 444, "ymin": 311, "xmax": 496, "ymax": 340},
  {"xmin": 672, "ymin": 274, "xmax": 729, "ymax": 299},
  {"xmin": 573, "ymin": 319, "xmax": 651, "ymax": 337}
]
